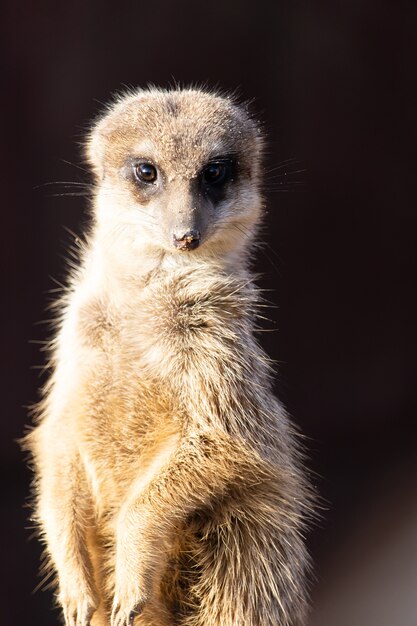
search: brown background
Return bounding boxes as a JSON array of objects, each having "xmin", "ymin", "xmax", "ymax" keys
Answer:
[{"xmin": 2, "ymin": 1, "xmax": 416, "ymax": 625}]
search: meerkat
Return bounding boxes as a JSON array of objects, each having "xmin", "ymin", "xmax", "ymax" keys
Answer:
[{"xmin": 24, "ymin": 87, "xmax": 313, "ymax": 626}]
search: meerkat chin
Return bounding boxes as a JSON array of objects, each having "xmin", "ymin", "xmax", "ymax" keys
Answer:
[{"xmin": 24, "ymin": 87, "xmax": 314, "ymax": 626}]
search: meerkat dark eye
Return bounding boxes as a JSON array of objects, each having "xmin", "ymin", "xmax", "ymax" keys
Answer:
[
  {"xmin": 202, "ymin": 163, "xmax": 227, "ymax": 186},
  {"xmin": 134, "ymin": 162, "xmax": 158, "ymax": 183},
  {"xmin": 199, "ymin": 158, "xmax": 236, "ymax": 202}
]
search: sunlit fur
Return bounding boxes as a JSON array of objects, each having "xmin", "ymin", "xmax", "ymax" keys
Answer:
[{"xmin": 24, "ymin": 87, "xmax": 314, "ymax": 626}]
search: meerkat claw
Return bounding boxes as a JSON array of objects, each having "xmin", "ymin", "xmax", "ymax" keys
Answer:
[{"xmin": 128, "ymin": 604, "xmax": 144, "ymax": 624}]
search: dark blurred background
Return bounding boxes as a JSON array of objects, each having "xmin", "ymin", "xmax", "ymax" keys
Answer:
[{"xmin": 2, "ymin": 1, "xmax": 416, "ymax": 625}]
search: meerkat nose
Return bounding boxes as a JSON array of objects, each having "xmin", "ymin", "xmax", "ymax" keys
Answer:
[{"xmin": 173, "ymin": 229, "xmax": 201, "ymax": 251}]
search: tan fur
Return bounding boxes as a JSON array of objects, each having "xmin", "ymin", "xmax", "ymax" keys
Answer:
[{"xmin": 24, "ymin": 87, "xmax": 313, "ymax": 626}]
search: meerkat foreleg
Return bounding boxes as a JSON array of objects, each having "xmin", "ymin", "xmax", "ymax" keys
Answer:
[
  {"xmin": 33, "ymin": 429, "xmax": 98, "ymax": 626},
  {"xmin": 110, "ymin": 431, "xmax": 263, "ymax": 626}
]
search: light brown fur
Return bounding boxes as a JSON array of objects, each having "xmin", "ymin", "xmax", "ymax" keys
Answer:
[{"xmin": 24, "ymin": 87, "xmax": 313, "ymax": 626}]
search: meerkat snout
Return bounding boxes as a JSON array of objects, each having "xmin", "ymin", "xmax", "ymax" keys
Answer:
[{"xmin": 173, "ymin": 229, "xmax": 201, "ymax": 251}]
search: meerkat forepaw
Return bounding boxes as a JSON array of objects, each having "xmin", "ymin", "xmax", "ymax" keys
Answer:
[
  {"xmin": 60, "ymin": 591, "xmax": 96, "ymax": 626},
  {"xmin": 111, "ymin": 596, "xmax": 146, "ymax": 626}
]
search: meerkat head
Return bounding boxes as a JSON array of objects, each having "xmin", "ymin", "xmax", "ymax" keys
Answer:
[{"xmin": 86, "ymin": 87, "xmax": 264, "ymax": 270}]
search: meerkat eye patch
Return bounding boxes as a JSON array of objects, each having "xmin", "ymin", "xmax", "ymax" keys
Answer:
[{"xmin": 199, "ymin": 157, "xmax": 237, "ymax": 202}]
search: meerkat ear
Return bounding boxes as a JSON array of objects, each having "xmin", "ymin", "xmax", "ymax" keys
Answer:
[
  {"xmin": 84, "ymin": 90, "xmax": 148, "ymax": 180},
  {"xmin": 85, "ymin": 120, "xmax": 106, "ymax": 180}
]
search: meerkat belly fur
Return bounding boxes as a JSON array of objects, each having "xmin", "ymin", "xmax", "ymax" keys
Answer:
[{"xmin": 24, "ymin": 88, "xmax": 313, "ymax": 626}]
